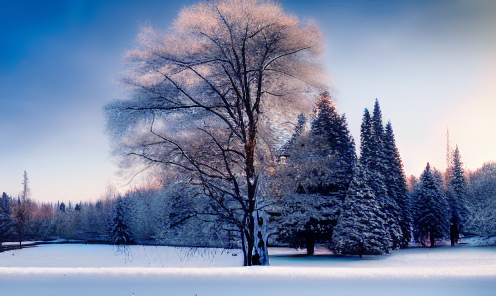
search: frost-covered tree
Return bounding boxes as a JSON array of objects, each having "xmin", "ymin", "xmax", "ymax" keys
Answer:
[
  {"xmin": 446, "ymin": 146, "xmax": 468, "ymax": 246},
  {"xmin": 269, "ymin": 94, "xmax": 355, "ymax": 255},
  {"xmin": 359, "ymin": 109, "xmax": 373, "ymax": 166},
  {"xmin": 332, "ymin": 163, "xmax": 388, "ymax": 257},
  {"xmin": 0, "ymin": 192, "xmax": 15, "ymax": 248},
  {"xmin": 105, "ymin": 0, "xmax": 328, "ymax": 266},
  {"xmin": 383, "ymin": 121, "xmax": 411, "ymax": 248},
  {"xmin": 412, "ymin": 163, "xmax": 448, "ymax": 247},
  {"xmin": 358, "ymin": 104, "xmax": 400, "ymax": 250},
  {"xmin": 370, "ymin": 100, "xmax": 402, "ymax": 249},
  {"xmin": 110, "ymin": 196, "xmax": 135, "ymax": 245},
  {"xmin": 310, "ymin": 93, "xmax": 356, "ymax": 199},
  {"xmin": 466, "ymin": 161, "xmax": 496, "ymax": 237},
  {"xmin": 258, "ymin": 113, "xmax": 338, "ymax": 255},
  {"xmin": 11, "ymin": 171, "xmax": 34, "ymax": 248}
]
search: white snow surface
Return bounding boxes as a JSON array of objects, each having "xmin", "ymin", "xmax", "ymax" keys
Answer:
[{"xmin": 1, "ymin": 243, "xmax": 495, "ymax": 296}]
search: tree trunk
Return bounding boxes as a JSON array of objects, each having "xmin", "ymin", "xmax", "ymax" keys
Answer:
[
  {"xmin": 252, "ymin": 209, "xmax": 269, "ymax": 265},
  {"xmin": 306, "ymin": 232, "xmax": 315, "ymax": 256},
  {"xmin": 240, "ymin": 221, "xmax": 248, "ymax": 265},
  {"xmin": 430, "ymin": 232, "xmax": 435, "ymax": 248},
  {"xmin": 450, "ymin": 222, "xmax": 458, "ymax": 247},
  {"xmin": 242, "ymin": 215, "xmax": 255, "ymax": 266}
]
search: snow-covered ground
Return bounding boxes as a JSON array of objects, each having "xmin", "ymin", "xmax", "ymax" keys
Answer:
[{"xmin": 1, "ymin": 243, "xmax": 495, "ymax": 296}]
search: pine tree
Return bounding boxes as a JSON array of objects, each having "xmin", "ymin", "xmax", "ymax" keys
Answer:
[
  {"xmin": 0, "ymin": 192, "xmax": 15, "ymax": 248},
  {"xmin": 110, "ymin": 196, "xmax": 134, "ymax": 245},
  {"xmin": 465, "ymin": 161, "xmax": 496, "ymax": 237},
  {"xmin": 383, "ymin": 121, "xmax": 411, "ymax": 248},
  {"xmin": 413, "ymin": 163, "xmax": 449, "ymax": 247},
  {"xmin": 371, "ymin": 99, "xmax": 386, "ymax": 174},
  {"xmin": 274, "ymin": 93, "xmax": 356, "ymax": 255},
  {"xmin": 332, "ymin": 163, "xmax": 388, "ymax": 257},
  {"xmin": 371, "ymin": 100, "xmax": 402, "ymax": 249},
  {"xmin": 279, "ymin": 113, "xmax": 307, "ymax": 159},
  {"xmin": 447, "ymin": 146, "xmax": 468, "ymax": 246},
  {"xmin": 310, "ymin": 93, "xmax": 357, "ymax": 199},
  {"xmin": 358, "ymin": 102, "xmax": 401, "ymax": 250},
  {"xmin": 359, "ymin": 108, "xmax": 373, "ymax": 167}
]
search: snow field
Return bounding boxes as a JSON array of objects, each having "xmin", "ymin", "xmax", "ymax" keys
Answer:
[
  {"xmin": 0, "ymin": 244, "xmax": 495, "ymax": 296},
  {"xmin": 0, "ymin": 244, "xmax": 243, "ymax": 268}
]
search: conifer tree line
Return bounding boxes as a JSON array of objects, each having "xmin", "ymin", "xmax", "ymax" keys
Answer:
[
  {"xmin": 274, "ymin": 97, "xmax": 411, "ymax": 256},
  {"xmin": 1, "ymin": 99, "xmax": 495, "ymax": 255}
]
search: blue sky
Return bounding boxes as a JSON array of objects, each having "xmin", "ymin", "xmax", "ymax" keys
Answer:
[{"xmin": 1, "ymin": 0, "xmax": 495, "ymax": 203}]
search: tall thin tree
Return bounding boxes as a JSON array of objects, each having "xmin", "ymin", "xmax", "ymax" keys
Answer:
[
  {"xmin": 383, "ymin": 121, "xmax": 411, "ymax": 248},
  {"xmin": 447, "ymin": 146, "xmax": 468, "ymax": 246}
]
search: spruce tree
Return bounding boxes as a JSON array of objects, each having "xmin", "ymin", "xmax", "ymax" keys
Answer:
[
  {"xmin": 359, "ymin": 108, "xmax": 373, "ymax": 167},
  {"xmin": 465, "ymin": 161, "xmax": 496, "ymax": 237},
  {"xmin": 110, "ymin": 196, "xmax": 134, "ymax": 245},
  {"xmin": 276, "ymin": 93, "xmax": 356, "ymax": 255},
  {"xmin": 359, "ymin": 102, "xmax": 401, "ymax": 250},
  {"xmin": 0, "ymin": 193, "xmax": 15, "ymax": 248},
  {"xmin": 371, "ymin": 99, "xmax": 386, "ymax": 174},
  {"xmin": 372, "ymin": 100, "xmax": 402, "ymax": 249},
  {"xmin": 447, "ymin": 146, "xmax": 468, "ymax": 246},
  {"xmin": 332, "ymin": 163, "xmax": 388, "ymax": 257},
  {"xmin": 413, "ymin": 163, "xmax": 449, "ymax": 247},
  {"xmin": 310, "ymin": 93, "xmax": 357, "ymax": 199},
  {"xmin": 383, "ymin": 121, "xmax": 411, "ymax": 248}
]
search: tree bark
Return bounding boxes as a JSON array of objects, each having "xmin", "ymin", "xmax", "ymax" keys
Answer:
[
  {"xmin": 306, "ymin": 232, "xmax": 315, "ymax": 256},
  {"xmin": 253, "ymin": 209, "xmax": 269, "ymax": 265}
]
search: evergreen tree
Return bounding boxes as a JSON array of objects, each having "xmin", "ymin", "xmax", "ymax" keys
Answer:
[
  {"xmin": 370, "ymin": 99, "xmax": 386, "ymax": 174},
  {"xmin": 383, "ymin": 121, "xmax": 411, "ymax": 248},
  {"xmin": 276, "ymin": 93, "xmax": 356, "ymax": 255},
  {"xmin": 110, "ymin": 196, "xmax": 134, "ymax": 245},
  {"xmin": 465, "ymin": 161, "xmax": 496, "ymax": 237},
  {"xmin": 310, "ymin": 93, "xmax": 356, "ymax": 200},
  {"xmin": 11, "ymin": 171, "xmax": 33, "ymax": 248},
  {"xmin": 0, "ymin": 192, "xmax": 15, "ymax": 248},
  {"xmin": 279, "ymin": 113, "xmax": 307, "ymax": 159},
  {"xmin": 413, "ymin": 163, "xmax": 449, "ymax": 247},
  {"xmin": 359, "ymin": 108, "xmax": 373, "ymax": 167},
  {"xmin": 371, "ymin": 100, "xmax": 402, "ymax": 249},
  {"xmin": 358, "ymin": 102, "xmax": 401, "ymax": 250},
  {"xmin": 332, "ymin": 163, "xmax": 388, "ymax": 257},
  {"xmin": 447, "ymin": 146, "xmax": 468, "ymax": 246}
]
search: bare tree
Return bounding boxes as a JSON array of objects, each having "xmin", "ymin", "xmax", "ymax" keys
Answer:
[
  {"xmin": 105, "ymin": 0, "xmax": 328, "ymax": 265},
  {"xmin": 11, "ymin": 171, "xmax": 33, "ymax": 248}
]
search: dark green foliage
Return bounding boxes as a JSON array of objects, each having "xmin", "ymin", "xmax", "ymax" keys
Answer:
[
  {"xmin": 0, "ymin": 193, "xmax": 15, "ymax": 247},
  {"xmin": 466, "ymin": 161, "xmax": 496, "ymax": 236},
  {"xmin": 332, "ymin": 163, "xmax": 388, "ymax": 257},
  {"xmin": 110, "ymin": 196, "xmax": 135, "ymax": 245},
  {"xmin": 276, "ymin": 94, "xmax": 356, "ymax": 254},
  {"xmin": 358, "ymin": 100, "xmax": 402, "ymax": 250},
  {"xmin": 359, "ymin": 108, "xmax": 373, "ymax": 167},
  {"xmin": 413, "ymin": 163, "xmax": 449, "ymax": 247},
  {"xmin": 310, "ymin": 94, "xmax": 357, "ymax": 199},
  {"xmin": 371, "ymin": 99, "xmax": 386, "ymax": 174},
  {"xmin": 383, "ymin": 122, "xmax": 411, "ymax": 248},
  {"xmin": 447, "ymin": 146, "xmax": 468, "ymax": 245}
]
